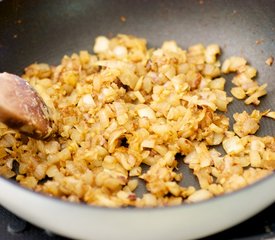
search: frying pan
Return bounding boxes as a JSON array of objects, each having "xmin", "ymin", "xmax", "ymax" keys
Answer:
[{"xmin": 0, "ymin": 0, "xmax": 275, "ymax": 239}]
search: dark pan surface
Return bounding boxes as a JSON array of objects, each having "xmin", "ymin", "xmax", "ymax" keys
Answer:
[{"xmin": 0, "ymin": 0, "xmax": 275, "ymax": 190}]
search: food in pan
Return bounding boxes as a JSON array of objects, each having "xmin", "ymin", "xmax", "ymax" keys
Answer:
[{"xmin": 0, "ymin": 34, "xmax": 274, "ymax": 207}]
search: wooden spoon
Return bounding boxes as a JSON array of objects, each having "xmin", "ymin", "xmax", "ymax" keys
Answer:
[{"xmin": 0, "ymin": 72, "xmax": 53, "ymax": 139}]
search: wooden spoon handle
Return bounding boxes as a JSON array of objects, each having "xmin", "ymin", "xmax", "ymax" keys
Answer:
[{"xmin": 0, "ymin": 72, "xmax": 53, "ymax": 139}]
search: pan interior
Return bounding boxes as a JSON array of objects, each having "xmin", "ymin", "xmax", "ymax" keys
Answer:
[{"xmin": 0, "ymin": 0, "xmax": 274, "ymax": 198}]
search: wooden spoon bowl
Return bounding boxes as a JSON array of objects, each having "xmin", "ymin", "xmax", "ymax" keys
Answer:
[{"xmin": 0, "ymin": 72, "xmax": 53, "ymax": 139}]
